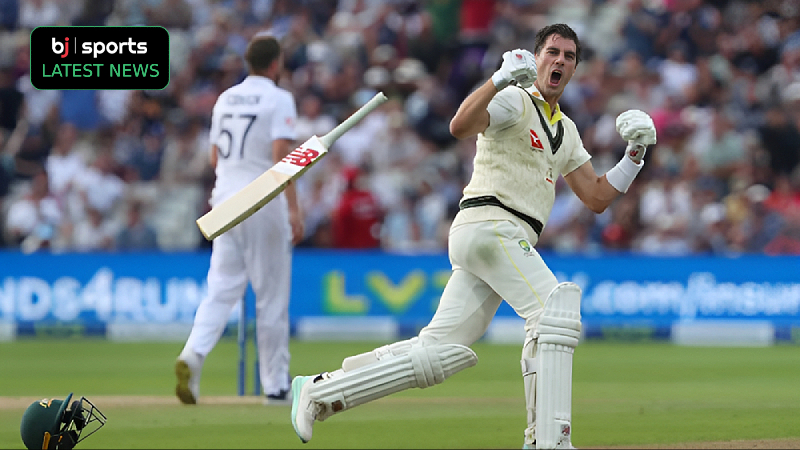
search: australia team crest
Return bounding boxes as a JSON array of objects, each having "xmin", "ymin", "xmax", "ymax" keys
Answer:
[{"xmin": 519, "ymin": 240, "xmax": 534, "ymax": 257}]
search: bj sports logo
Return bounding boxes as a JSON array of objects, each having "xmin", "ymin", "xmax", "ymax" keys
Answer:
[{"xmin": 30, "ymin": 26, "xmax": 169, "ymax": 90}]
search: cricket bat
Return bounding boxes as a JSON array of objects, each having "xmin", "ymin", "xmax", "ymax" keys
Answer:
[{"xmin": 196, "ymin": 91, "xmax": 389, "ymax": 241}]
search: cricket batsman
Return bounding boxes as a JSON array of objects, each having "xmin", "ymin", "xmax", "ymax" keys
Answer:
[{"xmin": 290, "ymin": 23, "xmax": 656, "ymax": 449}]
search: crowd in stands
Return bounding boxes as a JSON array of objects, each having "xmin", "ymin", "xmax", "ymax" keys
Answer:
[{"xmin": 0, "ymin": 0, "xmax": 799, "ymax": 256}]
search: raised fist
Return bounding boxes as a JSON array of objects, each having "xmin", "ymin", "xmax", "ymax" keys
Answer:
[
  {"xmin": 492, "ymin": 49, "xmax": 538, "ymax": 90},
  {"xmin": 615, "ymin": 109, "xmax": 657, "ymax": 163}
]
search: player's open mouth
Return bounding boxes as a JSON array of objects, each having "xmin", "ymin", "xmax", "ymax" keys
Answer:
[{"xmin": 549, "ymin": 70, "xmax": 562, "ymax": 87}]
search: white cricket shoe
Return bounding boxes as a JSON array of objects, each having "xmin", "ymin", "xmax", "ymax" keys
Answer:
[
  {"xmin": 290, "ymin": 375, "xmax": 317, "ymax": 443},
  {"xmin": 175, "ymin": 351, "xmax": 203, "ymax": 405}
]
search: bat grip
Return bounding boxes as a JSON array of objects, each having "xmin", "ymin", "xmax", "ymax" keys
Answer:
[{"xmin": 319, "ymin": 92, "xmax": 388, "ymax": 149}]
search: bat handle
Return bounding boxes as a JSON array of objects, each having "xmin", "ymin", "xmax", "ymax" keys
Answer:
[{"xmin": 319, "ymin": 92, "xmax": 388, "ymax": 149}]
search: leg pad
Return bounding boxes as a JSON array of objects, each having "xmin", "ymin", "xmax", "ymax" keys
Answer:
[
  {"xmin": 309, "ymin": 342, "xmax": 477, "ymax": 420},
  {"xmin": 521, "ymin": 282, "xmax": 582, "ymax": 449}
]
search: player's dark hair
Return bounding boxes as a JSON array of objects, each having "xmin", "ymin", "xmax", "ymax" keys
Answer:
[
  {"xmin": 245, "ymin": 34, "xmax": 282, "ymax": 73},
  {"xmin": 533, "ymin": 23, "xmax": 582, "ymax": 65}
]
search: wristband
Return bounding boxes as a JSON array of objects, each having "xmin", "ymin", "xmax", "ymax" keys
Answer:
[
  {"xmin": 491, "ymin": 71, "xmax": 509, "ymax": 90},
  {"xmin": 606, "ymin": 154, "xmax": 643, "ymax": 193}
]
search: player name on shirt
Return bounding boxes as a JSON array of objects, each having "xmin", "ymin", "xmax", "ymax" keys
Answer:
[{"xmin": 227, "ymin": 94, "xmax": 261, "ymax": 105}]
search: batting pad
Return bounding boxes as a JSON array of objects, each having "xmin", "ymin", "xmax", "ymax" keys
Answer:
[
  {"xmin": 532, "ymin": 282, "xmax": 582, "ymax": 449},
  {"xmin": 308, "ymin": 342, "xmax": 477, "ymax": 420}
]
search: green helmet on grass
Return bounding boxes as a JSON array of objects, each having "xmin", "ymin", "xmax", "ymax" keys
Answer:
[{"xmin": 20, "ymin": 393, "xmax": 107, "ymax": 450}]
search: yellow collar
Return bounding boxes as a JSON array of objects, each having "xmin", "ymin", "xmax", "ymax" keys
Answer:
[{"xmin": 526, "ymin": 86, "xmax": 563, "ymax": 125}]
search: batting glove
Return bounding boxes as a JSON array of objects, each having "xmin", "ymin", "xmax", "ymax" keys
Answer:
[
  {"xmin": 615, "ymin": 109, "xmax": 657, "ymax": 164},
  {"xmin": 492, "ymin": 49, "xmax": 538, "ymax": 90}
]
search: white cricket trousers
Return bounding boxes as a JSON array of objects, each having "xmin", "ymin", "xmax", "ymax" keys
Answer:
[
  {"xmin": 184, "ymin": 198, "xmax": 292, "ymax": 395},
  {"xmin": 418, "ymin": 218, "xmax": 558, "ymax": 346}
]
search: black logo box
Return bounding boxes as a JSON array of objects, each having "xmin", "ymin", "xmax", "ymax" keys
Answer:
[{"xmin": 30, "ymin": 26, "xmax": 170, "ymax": 90}]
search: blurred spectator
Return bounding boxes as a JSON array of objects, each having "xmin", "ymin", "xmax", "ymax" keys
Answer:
[
  {"xmin": 282, "ymin": 10, "xmax": 323, "ymax": 71},
  {"xmin": 232, "ymin": 0, "xmax": 262, "ymax": 28},
  {"xmin": 738, "ymin": 184, "xmax": 785, "ymax": 253},
  {"xmin": 758, "ymin": 105, "xmax": 800, "ymax": 178},
  {"xmin": 298, "ymin": 176, "xmax": 335, "ymax": 248},
  {"xmin": 618, "ymin": 0, "xmax": 665, "ymax": 64},
  {"xmin": 128, "ymin": 125, "xmax": 166, "ymax": 182},
  {"xmin": 331, "ymin": 94, "xmax": 389, "ymax": 167},
  {"xmin": 763, "ymin": 172, "xmax": 800, "ymax": 254},
  {"xmin": 695, "ymin": 201, "xmax": 732, "ymax": 254},
  {"xmin": 636, "ymin": 169, "xmax": 694, "ymax": 256},
  {"xmin": 326, "ymin": 58, "xmax": 366, "ymax": 106},
  {"xmin": 381, "ymin": 189, "xmax": 419, "ymax": 252},
  {"xmin": 424, "ymin": 0, "xmax": 460, "ymax": 51},
  {"xmin": 13, "ymin": 132, "xmax": 48, "ymax": 179},
  {"xmin": 413, "ymin": 87, "xmax": 458, "ymax": 149},
  {"xmin": 331, "ymin": 166, "xmax": 383, "ymax": 249},
  {"xmin": 0, "ymin": 147, "xmax": 11, "ymax": 199},
  {"xmin": 413, "ymin": 174, "xmax": 448, "ymax": 249},
  {"xmin": 11, "ymin": 31, "xmax": 30, "ymax": 76},
  {"xmin": 659, "ymin": 42, "xmax": 698, "ymax": 100},
  {"xmin": 406, "ymin": 2, "xmax": 451, "ymax": 78},
  {"xmin": 59, "ymin": 90, "xmax": 103, "ymax": 131},
  {"xmin": 0, "ymin": 0, "xmax": 18, "ymax": 31},
  {"xmin": 97, "ymin": 90, "xmax": 135, "ymax": 127},
  {"xmin": 0, "ymin": 66, "xmax": 23, "ymax": 133},
  {"xmin": 368, "ymin": 102, "xmax": 429, "ymax": 207},
  {"xmin": 685, "ymin": 163, "xmax": 724, "ymax": 245},
  {"xmin": 153, "ymin": 116, "xmax": 209, "ymax": 252},
  {"xmin": 71, "ymin": 0, "xmax": 114, "ymax": 26},
  {"xmin": 294, "ymin": 92, "xmax": 337, "ymax": 143},
  {"xmin": 764, "ymin": 211, "xmax": 800, "ymax": 255},
  {"xmin": 107, "ymin": 0, "xmax": 148, "ymax": 26},
  {"xmin": 18, "ymin": 0, "xmax": 61, "ymax": 29},
  {"xmin": 114, "ymin": 200, "xmax": 158, "ymax": 251},
  {"xmin": 685, "ymin": 55, "xmax": 724, "ymax": 107},
  {"xmin": 764, "ymin": 172, "xmax": 800, "ymax": 217},
  {"xmin": 449, "ymin": 0, "xmax": 495, "ymax": 100},
  {"xmin": 328, "ymin": 0, "xmax": 384, "ymax": 66},
  {"xmin": 73, "ymin": 150, "xmax": 126, "ymax": 219},
  {"xmin": 699, "ymin": 109, "xmax": 749, "ymax": 185},
  {"xmin": 550, "ymin": 209, "xmax": 597, "ymax": 255},
  {"xmin": 762, "ymin": 38, "xmax": 800, "ymax": 104},
  {"xmin": 160, "ymin": 117, "xmax": 209, "ymax": 186},
  {"xmin": 600, "ymin": 193, "xmax": 639, "ymax": 251},
  {"xmin": 3, "ymin": 167, "xmax": 65, "ymax": 251},
  {"xmin": 70, "ymin": 206, "xmax": 116, "ymax": 252},
  {"xmin": 543, "ymin": 180, "xmax": 589, "ymax": 244},
  {"xmin": 45, "ymin": 122, "xmax": 85, "ymax": 199},
  {"xmin": 145, "ymin": 0, "xmax": 193, "ymax": 30},
  {"xmin": 649, "ymin": 92, "xmax": 688, "ymax": 155},
  {"xmin": 16, "ymin": 73, "xmax": 60, "ymax": 131}
]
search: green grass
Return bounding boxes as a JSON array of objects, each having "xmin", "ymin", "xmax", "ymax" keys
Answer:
[{"xmin": 1, "ymin": 339, "xmax": 799, "ymax": 449}]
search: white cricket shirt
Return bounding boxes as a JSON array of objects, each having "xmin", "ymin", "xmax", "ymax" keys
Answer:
[
  {"xmin": 457, "ymin": 85, "xmax": 591, "ymax": 239},
  {"xmin": 209, "ymin": 75, "xmax": 298, "ymax": 206}
]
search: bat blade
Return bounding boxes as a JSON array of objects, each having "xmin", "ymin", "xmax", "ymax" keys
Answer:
[
  {"xmin": 196, "ymin": 91, "xmax": 388, "ymax": 241},
  {"xmin": 196, "ymin": 136, "xmax": 328, "ymax": 240}
]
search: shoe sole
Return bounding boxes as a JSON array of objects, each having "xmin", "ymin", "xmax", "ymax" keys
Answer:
[
  {"xmin": 290, "ymin": 376, "xmax": 312, "ymax": 443},
  {"xmin": 175, "ymin": 360, "xmax": 197, "ymax": 405}
]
